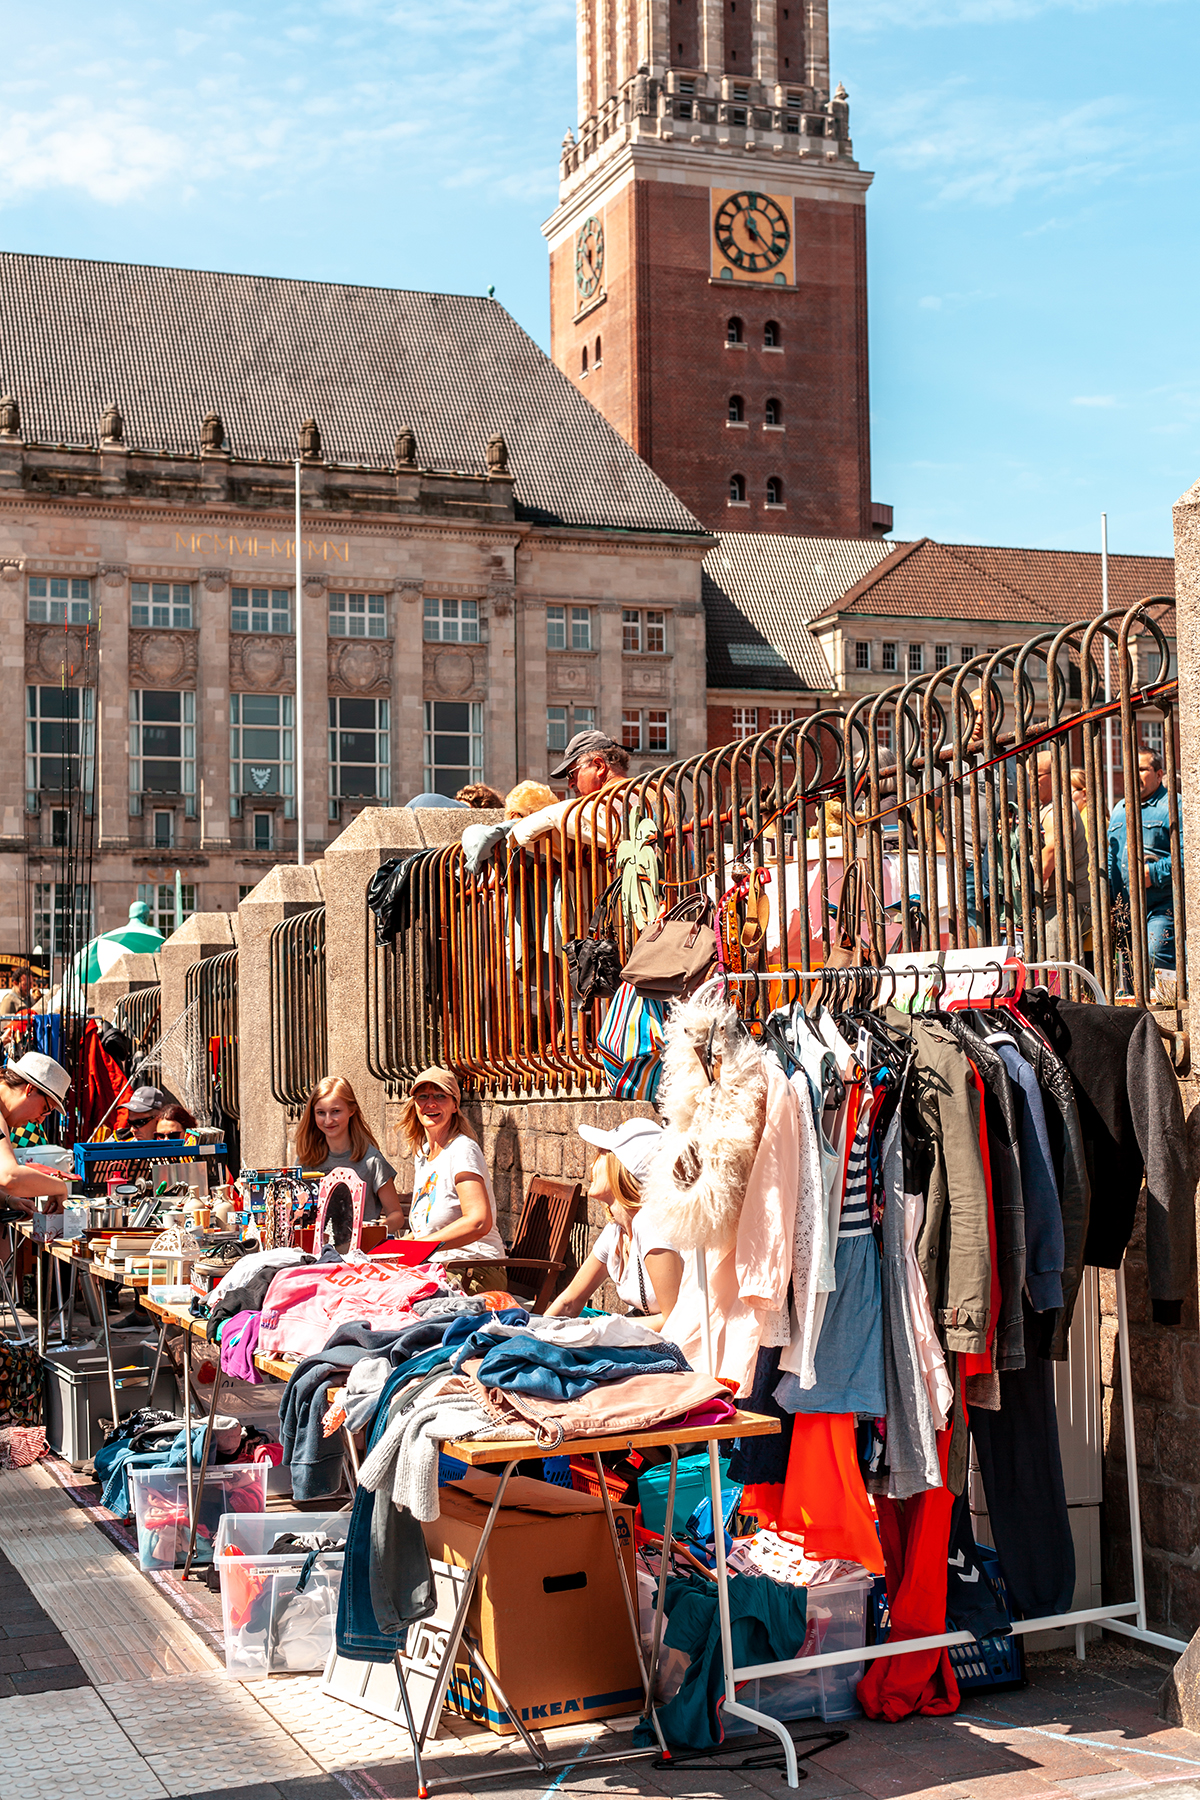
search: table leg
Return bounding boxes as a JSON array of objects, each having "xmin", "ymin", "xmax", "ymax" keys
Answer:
[
  {"xmin": 591, "ymin": 1450, "xmax": 671, "ymax": 1760},
  {"xmin": 181, "ymin": 1362, "xmax": 225, "ymax": 1580},
  {"xmin": 147, "ymin": 1318, "xmax": 169, "ymax": 1400},
  {"xmin": 393, "ymin": 1647, "xmax": 429, "ymax": 1800},
  {"xmin": 643, "ymin": 1445, "xmax": 678, "ymax": 1740},
  {"xmin": 35, "ymin": 1242, "xmax": 45, "ymax": 1356},
  {"xmin": 417, "ymin": 1458, "xmax": 518, "ymax": 1748},
  {"xmin": 52, "ymin": 1260, "xmax": 67, "ymax": 1344},
  {"xmin": 98, "ymin": 1271, "xmax": 120, "ymax": 1430},
  {"xmin": 341, "ymin": 1422, "xmax": 360, "ymax": 1494},
  {"xmin": 181, "ymin": 1327, "xmax": 196, "ymax": 1532}
]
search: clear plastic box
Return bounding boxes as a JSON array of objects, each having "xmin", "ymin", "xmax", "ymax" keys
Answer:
[
  {"xmin": 728, "ymin": 1577, "xmax": 871, "ymax": 1728},
  {"xmin": 214, "ymin": 1509, "xmax": 348, "ymax": 1677},
  {"xmin": 129, "ymin": 1465, "xmax": 267, "ymax": 1572}
]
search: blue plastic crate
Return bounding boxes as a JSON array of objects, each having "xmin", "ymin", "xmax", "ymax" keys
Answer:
[
  {"xmin": 438, "ymin": 1452, "xmax": 469, "ymax": 1484},
  {"xmin": 869, "ymin": 1545, "xmax": 1025, "ymax": 1693},
  {"xmin": 540, "ymin": 1457, "xmax": 572, "ymax": 1488}
]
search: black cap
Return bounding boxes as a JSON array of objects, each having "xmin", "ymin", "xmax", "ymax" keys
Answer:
[
  {"xmin": 127, "ymin": 1085, "xmax": 166, "ymax": 1116},
  {"xmin": 549, "ymin": 729, "xmax": 620, "ymax": 780}
]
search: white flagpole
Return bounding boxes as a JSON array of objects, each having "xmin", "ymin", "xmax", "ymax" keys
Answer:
[
  {"xmin": 295, "ymin": 461, "xmax": 306, "ymax": 867},
  {"xmin": 1101, "ymin": 513, "xmax": 1114, "ymax": 815}
]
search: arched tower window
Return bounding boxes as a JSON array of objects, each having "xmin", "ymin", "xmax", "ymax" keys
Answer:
[
  {"xmin": 766, "ymin": 476, "xmax": 784, "ymax": 506},
  {"xmin": 729, "ymin": 473, "xmax": 746, "ymax": 503},
  {"xmin": 765, "ymin": 397, "xmax": 781, "ymax": 425},
  {"xmin": 763, "ymin": 320, "xmax": 781, "ymax": 347},
  {"xmin": 581, "ymin": 345, "xmax": 588, "ymax": 375},
  {"xmin": 726, "ymin": 317, "xmax": 743, "ymax": 345},
  {"xmin": 594, "ymin": 336, "xmax": 602, "ymax": 365},
  {"xmin": 728, "ymin": 395, "xmax": 744, "ymax": 423}
]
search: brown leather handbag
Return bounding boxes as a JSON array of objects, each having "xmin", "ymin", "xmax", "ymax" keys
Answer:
[{"xmin": 619, "ymin": 894, "xmax": 718, "ymax": 999}]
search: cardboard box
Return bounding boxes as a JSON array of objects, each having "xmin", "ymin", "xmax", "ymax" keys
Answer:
[{"xmin": 422, "ymin": 1472, "xmax": 643, "ymax": 1734}]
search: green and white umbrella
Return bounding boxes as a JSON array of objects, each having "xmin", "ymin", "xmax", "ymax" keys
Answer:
[{"xmin": 71, "ymin": 901, "xmax": 165, "ymax": 988}]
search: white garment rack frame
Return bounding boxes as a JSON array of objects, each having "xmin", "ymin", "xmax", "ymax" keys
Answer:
[{"xmin": 697, "ymin": 953, "xmax": 1186, "ymax": 1787}]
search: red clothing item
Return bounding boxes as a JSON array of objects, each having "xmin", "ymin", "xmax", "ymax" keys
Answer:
[
  {"xmin": 776, "ymin": 1413, "xmax": 884, "ymax": 1575},
  {"xmin": 856, "ymin": 1426, "xmax": 960, "ymax": 1721}
]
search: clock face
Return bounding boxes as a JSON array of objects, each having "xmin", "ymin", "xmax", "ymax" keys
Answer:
[
  {"xmin": 575, "ymin": 215, "xmax": 605, "ymax": 298},
  {"xmin": 714, "ymin": 192, "xmax": 791, "ymax": 273}
]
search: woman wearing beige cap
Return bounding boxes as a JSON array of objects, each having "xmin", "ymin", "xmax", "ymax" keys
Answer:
[
  {"xmin": 398, "ymin": 1067, "xmax": 507, "ymax": 1290},
  {"xmin": 0, "ymin": 1052, "xmax": 71, "ymax": 1212}
]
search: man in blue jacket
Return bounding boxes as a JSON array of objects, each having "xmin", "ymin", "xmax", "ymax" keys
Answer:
[{"xmin": 1107, "ymin": 748, "xmax": 1179, "ymax": 972}]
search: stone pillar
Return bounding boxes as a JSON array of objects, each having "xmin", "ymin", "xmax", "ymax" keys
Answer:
[
  {"xmin": 673, "ymin": 601, "xmax": 708, "ymax": 760},
  {"xmin": 158, "ymin": 910, "xmax": 237, "ymax": 1039},
  {"xmin": 1172, "ymin": 479, "xmax": 1200, "ymax": 1063},
  {"xmin": 393, "ymin": 582, "xmax": 425, "ymax": 801},
  {"xmin": 298, "ymin": 575, "xmax": 328, "ymax": 862},
  {"xmin": 91, "ymin": 950, "xmax": 161, "ymax": 1026},
  {"xmin": 804, "ymin": 0, "xmax": 828, "ymax": 94},
  {"xmin": 754, "ymin": 0, "xmax": 777, "ymax": 85},
  {"xmin": 95, "ymin": 571, "xmax": 129, "ymax": 935},
  {"xmin": 598, "ymin": 602, "xmax": 625, "ymax": 755},
  {"xmin": 486, "ymin": 582, "xmax": 517, "ymax": 797},
  {"xmin": 197, "ymin": 567, "xmax": 233, "ymax": 887},
  {"xmin": 0, "ymin": 567, "xmax": 25, "ymax": 884},
  {"xmin": 236, "ymin": 860, "xmax": 324, "ymax": 1169},
  {"xmin": 700, "ymin": 0, "xmax": 723, "ymax": 79}
]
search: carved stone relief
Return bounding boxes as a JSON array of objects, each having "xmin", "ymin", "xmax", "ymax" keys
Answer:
[
  {"xmin": 229, "ymin": 633, "xmax": 296, "ymax": 693},
  {"xmin": 549, "ymin": 659, "xmax": 595, "ymax": 698},
  {"xmin": 625, "ymin": 661, "xmax": 669, "ymax": 698},
  {"xmin": 26, "ymin": 625, "xmax": 88, "ymax": 681},
  {"xmin": 203, "ymin": 568, "xmax": 230, "ymax": 593},
  {"xmin": 487, "ymin": 580, "xmax": 515, "ymax": 619},
  {"xmin": 327, "ymin": 636, "xmax": 393, "ymax": 698},
  {"xmin": 1, "ymin": 563, "xmax": 19, "ymax": 585},
  {"xmin": 129, "ymin": 630, "xmax": 199, "ymax": 688},
  {"xmin": 303, "ymin": 575, "xmax": 327, "ymax": 600},
  {"xmin": 395, "ymin": 579, "xmax": 425, "ymax": 605},
  {"xmin": 100, "ymin": 565, "xmax": 128, "ymax": 589},
  {"xmin": 425, "ymin": 646, "xmax": 481, "ymax": 698}
]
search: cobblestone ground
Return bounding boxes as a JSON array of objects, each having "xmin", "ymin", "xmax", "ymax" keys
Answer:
[{"xmin": 3, "ymin": 1458, "xmax": 1199, "ymax": 1800}]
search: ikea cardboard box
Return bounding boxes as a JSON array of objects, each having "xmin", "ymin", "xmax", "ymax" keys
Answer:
[{"xmin": 423, "ymin": 1473, "xmax": 642, "ymax": 1735}]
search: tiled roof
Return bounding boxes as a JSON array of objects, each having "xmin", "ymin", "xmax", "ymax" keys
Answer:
[
  {"xmin": 0, "ymin": 252, "xmax": 705, "ymax": 538},
  {"xmin": 703, "ymin": 532, "xmax": 897, "ymax": 690},
  {"xmin": 828, "ymin": 537, "xmax": 1175, "ymax": 625}
]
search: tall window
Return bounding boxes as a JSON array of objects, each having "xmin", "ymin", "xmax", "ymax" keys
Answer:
[
  {"xmin": 726, "ymin": 317, "xmax": 744, "ymax": 344},
  {"xmin": 763, "ymin": 320, "xmax": 780, "ymax": 347},
  {"xmin": 961, "ymin": 644, "xmax": 976, "ymax": 663},
  {"xmin": 546, "ymin": 606, "xmax": 591, "ymax": 651},
  {"xmin": 230, "ymin": 694, "xmax": 294, "ymax": 812},
  {"xmin": 547, "ymin": 704, "xmax": 595, "ymax": 757},
  {"xmin": 546, "ymin": 606, "xmax": 566, "ymax": 650},
  {"xmin": 132, "ymin": 582, "xmax": 192, "ymax": 629},
  {"xmin": 876, "ymin": 710, "xmax": 894, "ymax": 751},
  {"xmin": 622, "ymin": 709, "xmax": 669, "ymax": 753},
  {"xmin": 766, "ymin": 477, "xmax": 784, "ymax": 506},
  {"xmin": 731, "ymin": 708, "xmax": 759, "ymax": 738},
  {"xmin": 26, "ymin": 686, "xmax": 94, "ymax": 804},
  {"xmin": 934, "ymin": 643, "xmax": 950, "ymax": 670},
  {"xmin": 764, "ymin": 398, "xmax": 781, "ymax": 425},
  {"xmin": 423, "ymin": 597, "xmax": 478, "ymax": 643},
  {"xmin": 33, "ymin": 883, "xmax": 93, "ymax": 964},
  {"xmin": 328, "ymin": 697, "xmax": 390, "ymax": 800},
  {"xmin": 1141, "ymin": 719, "xmax": 1165, "ymax": 760},
  {"xmin": 622, "ymin": 610, "xmax": 641, "ymax": 653},
  {"xmin": 232, "ymin": 586, "xmax": 291, "ymax": 634},
  {"xmin": 137, "ymin": 882, "xmax": 196, "ymax": 938},
  {"xmin": 424, "ymin": 701, "xmax": 483, "ymax": 797},
  {"xmin": 854, "ymin": 642, "xmax": 871, "ymax": 671},
  {"xmin": 129, "ymin": 692, "xmax": 195, "ymax": 810},
  {"xmin": 645, "ymin": 610, "xmax": 665, "ymax": 653},
  {"xmin": 570, "ymin": 607, "xmax": 592, "ymax": 650},
  {"xmin": 881, "ymin": 642, "xmax": 897, "ymax": 673},
  {"xmin": 729, "ymin": 473, "xmax": 746, "ymax": 503},
  {"xmin": 728, "ymin": 395, "xmax": 745, "ymax": 423},
  {"xmin": 329, "ymin": 591, "xmax": 387, "ymax": 638},
  {"xmin": 28, "ymin": 576, "xmax": 93, "ymax": 624},
  {"xmin": 153, "ymin": 811, "xmax": 174, "ymax": 849},
  {"xmin": 767, "ymin": 707, "xmax": 795, "ymax": 727},
  {"xmin": 907, "ymin": 643, "xmax": 924, "ymax": 674}
]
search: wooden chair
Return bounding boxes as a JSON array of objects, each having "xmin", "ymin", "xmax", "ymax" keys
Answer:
[{"xmin": 457, "ymin": 1177, "xmax": 583, "ymax": 1313}]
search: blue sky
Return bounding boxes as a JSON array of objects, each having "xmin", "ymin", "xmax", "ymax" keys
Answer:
[{"xmin": 2, "ymin": 0, "xmax": 1196, "ymax": 554}]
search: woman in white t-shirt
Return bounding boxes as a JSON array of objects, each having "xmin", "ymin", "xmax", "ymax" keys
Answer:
[
  {"xmin": 544, "ymin": 1118, "xmax": 682, "ymax": 1332},
  {"xmin": 399, "ymin": 1065, "xmax": 508, "ymax": 1292}
]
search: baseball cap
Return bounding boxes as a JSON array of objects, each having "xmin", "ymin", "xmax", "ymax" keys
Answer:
[
  {"xmin": 549, "ymin": 729, "xmax": 620, "ymax": 781},
  {"xmin": 5, "ymin": 1051, "xmax": 71, "ymax": 1113},
  {"xmin": 578, "ymin": 1117, "xmax": 663, "ymax": 1182},
  {"xmin": 409, "ymin": 1066, "xmax": 462, "ymax": 1105},
  {"xmin": 127, "ymin": 1085, "xmax": 166, "ymax": 1117}
]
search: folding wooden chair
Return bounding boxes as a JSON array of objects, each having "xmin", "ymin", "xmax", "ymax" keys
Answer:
[{"xmin": 456, "ymin": 1177, "xmax": 583, "ymax": 1313}]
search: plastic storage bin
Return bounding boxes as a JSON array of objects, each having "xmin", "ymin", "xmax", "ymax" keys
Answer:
[
  {"xmin": 42, "ymin": 1343, "xmax": 176, "ymax": 1462},
  {"xmin": 729, "ymin": 1577, "xmax": 871, "ymax": 1729},
  {"xmin": 129, "ymin": 1465, "xmax": 266, "ymax": 1572},
  {"xmin": 214, "ymin": 1509, "xmax": 347, "ymax": 1676}
]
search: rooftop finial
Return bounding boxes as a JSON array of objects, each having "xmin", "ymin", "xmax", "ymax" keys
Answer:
[
  {"xmin": 101, "ymin": 401, "xmax": 124, "ymax": 445},
  {"xmin": 0, "ymin": 395, "xmax": 18, "ymax": 438},
  {"xmin": 486, "ymin": 433, "xmax": 510, "ymax": 478},
  {"xmin": 394, "ymin": 426, "xmax": 417, "ymax": 469},
  {"xmin": 201, "ymin": 410, "xmax": 225, "ymax": 453},
  {"xmin": 299, "ymin": 417, "xmax": 322, "ymax": 460}
]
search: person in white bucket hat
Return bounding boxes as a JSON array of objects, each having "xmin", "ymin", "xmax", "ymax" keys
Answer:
[
  {"xmin": 0, "ymin": 1052, "xmax": 71, "ymax": 1210},
  {"xmin": 544, "ymin": 1116, "xmax": 682, "ymax": 1332}
]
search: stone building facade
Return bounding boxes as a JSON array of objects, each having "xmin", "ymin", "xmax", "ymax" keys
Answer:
[{"xmin": 0, "ymin": 254, "xmax": 711, "ymax": 959}]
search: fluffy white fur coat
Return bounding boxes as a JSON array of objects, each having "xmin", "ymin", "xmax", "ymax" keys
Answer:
[{"xmin": 639, "ymin": 988, "xmax": 768, "ymax": 1252}]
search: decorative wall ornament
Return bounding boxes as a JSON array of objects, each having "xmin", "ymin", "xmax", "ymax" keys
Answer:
[
  {"xmin": 129, "ymin": 630, "xmax": 198, "ymax": 688},
  {"xmin": 27, "ymin": 625, "xmax": 87, "ymax": 681},
  {"xmin": 549, "ymin": 660, "xmax": 593, "ymax": 697},
  {"xmin": 395, "ymin": 578, "xmax": 425, "ymax": 604},
  {"xmin": 101, "ymin": 402, "xmax": 124, "ymax": 446},
  {"xmin": 627, "ymin": 662, "xmax": 668, "ymax": 697},
  {"xmin": 394, "ymin": 427, "xmax": 417, "ymax": 469},
  {"xmin": 328, "ymin": 637, "xmax": 392, "ymax": 697},
  {"xmin": 303, "ymin": 575, "xmax": 327, "ymax": 599},
  {"xmin": 1, "ymin": 562, "xmax": 21, "ymax": 584},
  {"xmin": 487, "ymin": 580, "xmax": 515, "ymax": 619},
  {"xmin": 299, "ymin": 418, "xmax": 322, "ymax": 461},
  {"xmin": 0, "ymin": 396, "xmax": 19, "ymax": 438},
  {"xmin": 229, "ymin": 633, "xmax": 296, "ymax": 693},
  {"xmin": 203, "ymin": 568, "xmax": 230, "ymax": 592},
  {"xmin": 201, "ymin": 412, "xmax": 225, "ymax": 453},
  {"xmin": 431, "ymin": 649, "xmax": 478, "ymax": 697},
  {"xmin": 100, "ymin": 565, "xmax": 128, "ymax": 589},
  {"xmin": 486, "ymin": 434, "xmax": 510, "ymax": 477}
]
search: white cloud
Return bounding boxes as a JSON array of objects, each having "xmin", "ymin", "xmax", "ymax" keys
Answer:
[
  {"xmin": 1071, "ymin": 395, "xmax": 1117, "ymax": 406},
  {"xmin": 842, "ymin": 0, "xmax": 1162, "ymax": 30},
  {"xmin": 919, "ymin": 295, "xmax": 943, "ymax": 308},
  {"xmin": 0, "ymin": 102, "xmax": 187, "ymax": 204}
]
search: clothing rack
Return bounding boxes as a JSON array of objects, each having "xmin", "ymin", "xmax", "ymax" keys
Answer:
[{"xmin": 688, "ymin": 948, "xmax": 1186, "ymax": 1788}]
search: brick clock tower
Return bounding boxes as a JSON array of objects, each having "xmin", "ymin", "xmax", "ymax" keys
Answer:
[{"xmin": 543, "ymin": 0, "xmax": 883, "ymax": 539}]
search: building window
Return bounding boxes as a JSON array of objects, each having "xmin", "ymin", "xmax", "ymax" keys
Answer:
[
  {"xmin": 33, "ymin": 882, "xmax": 93, "ymax": 964},
  {"xmin": 622, "ymin": 610, "xmax": 641, "ymax": 654},
  {"xmin": 645, "ymin": 610, "xmax": 666, "ymax": 654},
  {"xmin": 934, "ymin": 643, "xmax": 950, "ymax": 670},
  {"xmin": 881, "ymin": 641, "xmax": 897, "ymax": 673},
  {"xmin": 51, "ymin": 810, "xmax": 69, "ymax": 847},
  {"xmin": 230, "ymin": 693, "xmax": 294, "ymax": 811},
  {"xmin": 153, "ymin": 811, "xmax": 174, "ymax": 849},
  {"xmin": 764, "ymin": 397, "xmax": 781, "ymax": 425},
  {"xmin": 547, "ymin": 704, "xmax": 596, "ymax": 757},
  {"xmin": 130, "ymin": 691, "xmax": 195, "ymax": 806},
  {"xmin": 231, "ymin": 586, "xmax": 291, "ymax": 634},
  {"xmin": 646, "ymin": 710, "xmax": 669, "ymax": 753},
  {"xmin": 731, "ymin": 707, "xmax": 758, "ymax": 737},
  {"xmin": 907, "ymin": 643, "xmax": 924, "ymax": 674},
  {"xmin": 581, "ymin": 345, "xmax": 588, "ymax": 376},
  {"xmin": 26, "ymin": 685, "xmax": 94, "ymax": 803},
  {"xmin": 329, "ymin": 591, "xmax": 387, "ymax": 638},
  {"xmin": 729, "ymin": 473, "xmax": 746, "ymax": 503},
  {"xmin": 621, "ymin": 710, "xmax": 642, "ymax": 752},
  {"xmin": 238, "ymin": 884, "xmax": 256, "ymax": 902},
  {"xmin": 424, "ymin": 700, "xmax": 483, "ymax": 797},
  {"xmin": 1141, "ymin": 719, "xmax": 1165, "ymax": 759},
  {"xmin": 726, "ymin": 317, "xmax": 743, "ymax": 345},
  {"xmin": 547, "ymin": 606, "xmax": 566, "ymax": 650},
  {"xmin": 423, "ymin": 597, "xmax": 479, "ymax": 643},
  {"xmin": 767, "ymin": 707, "xmax": 795, "ymax": 726},
  {"xmin": 253, "ymin": 813, "xmax": 274, "ymax": 851},
  {"xmin": 547, "ymin": 605, "xmax": 591, "ymax": 650},
  {"xmin": 854, "ymin": 642, "xmax": 871, "ymax": 671},
  {"xmin": 569, "ymin": 607, "xmax": 591, "ymax": 650},
  {"xmin": 595, "ymin": 336, "xmax": 602, "ymax": 366},
  {"xmin": 728, "ymin": 394, "xmax": 745, "ymax": 423},
  {"xmin": 27, "ymin": 576, "xmax": 93, "ymax": 625},
  {"xmin": 132, "ymin": 582, "xmax": 192, "ymax": 629},
  {"xmin": 876, "ymin": 710, "xmax": 894, "ymax": 751},
  {"xmin": 763, "ymin": 320, "xmax": 780, "ymax": 347},
  {"xmin": 765, "ymin": 477, "xmax": 784, "ymax": 506},
  {"xmin": 961, "ymin": 644, "xmax": 976, "ymax": 663},
  {"xmin": 329, "ymin": 697, "xmax": 390, "ymax": 801},
  {"xmin": 137, "ymin": 881, "xmax": 195, "ymax": 938}
]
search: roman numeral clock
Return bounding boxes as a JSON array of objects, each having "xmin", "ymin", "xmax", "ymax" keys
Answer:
[{"xmin": 711, "ymin": 190, "xmax": 796, "ymax": 285}]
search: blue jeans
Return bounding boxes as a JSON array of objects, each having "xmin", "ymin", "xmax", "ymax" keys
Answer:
[{"xmin": 1147, "ymin": 905, "xmax": 1176, "ymax": 972}]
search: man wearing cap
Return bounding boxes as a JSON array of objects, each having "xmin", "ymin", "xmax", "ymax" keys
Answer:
[
  {"xmin": 118, "ymin": 1087, "xmax": 166, "ymax": 1140},
  {"xmin": 0, "ymin": 1052, "xmax": 71, "ymax": 1211},
  {"xmin": 544, "ymin": 1117, "xmax": 682, "ymax": 1331},
  {"xmin": 550, "ymin": 729, "xmax": 631, "ymax": 797}
]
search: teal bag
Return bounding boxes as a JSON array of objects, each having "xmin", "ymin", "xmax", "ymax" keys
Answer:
[{"xmin": 638, "ymin": 1451, "xmax": 741, "ymax": 1537}]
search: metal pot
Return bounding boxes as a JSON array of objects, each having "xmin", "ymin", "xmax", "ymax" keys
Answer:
[{"xmin": 87, "ymin": 1200, "xmax": 128, "ymax": 1230}]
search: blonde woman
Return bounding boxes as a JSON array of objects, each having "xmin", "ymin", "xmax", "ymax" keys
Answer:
[
  {"xmin": 545, "ymin": 1119, "xmax": 682, "ymax": 1331},
  {"xmin": 295, "ymin": 1075, "xmax": 401, "ymax": 1230},
  {"xmin": 399, "ymin": 1066, "xmax": 508, "ymax": 1290}
]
